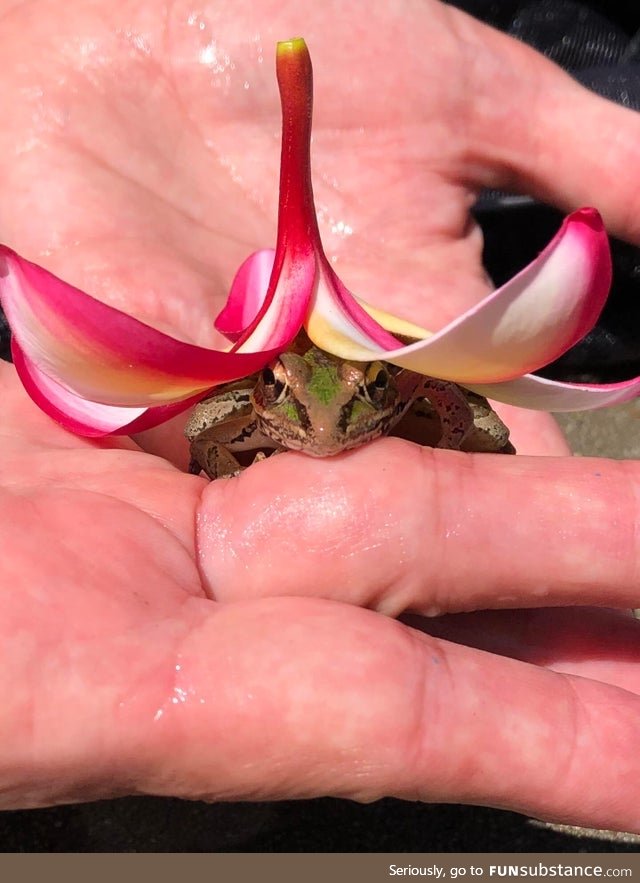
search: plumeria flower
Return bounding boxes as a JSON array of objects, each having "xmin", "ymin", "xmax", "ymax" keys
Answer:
[{"xmin": 0, "ymin": 37, "xmax": 638, "ymax": 442}]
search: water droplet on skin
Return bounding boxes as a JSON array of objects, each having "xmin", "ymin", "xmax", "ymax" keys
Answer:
[
  {"xmin": 219, "ymin": 154, "xmax": 243, "ymax": 186},
  {"xmin": 330, "ymin": 219, "xmax": 353, "ymax": 237},
  {"xmin": 199, "ymin": 42, "xmax": 232, "ymax": 73},
  {"xmin": 187, "ymin": 10, "xmax": 211, "ymax": 38},
  {"xmin": 423, "ymin": 606, "xmax": 442, "ymax": 618},
  {"xmin": 251, "ymin": 32, "xmax": 264, "ymax": 63}
]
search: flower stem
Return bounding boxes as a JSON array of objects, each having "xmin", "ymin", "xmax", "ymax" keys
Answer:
[{"xmin": 275, "ymin": 38, "xmax": 322, "ymax": 253}]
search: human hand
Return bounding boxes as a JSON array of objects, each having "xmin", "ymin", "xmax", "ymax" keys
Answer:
[
  {"xmin": 3, "ymin": 359, "xmax": 640, "ymax": 830},
  {"xmin": 1, "ymin": 0, "xmax": 640, "ymax": 831}
]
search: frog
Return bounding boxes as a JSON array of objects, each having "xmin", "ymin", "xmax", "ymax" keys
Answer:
[{"xmin": 184, "ymin": 332, "xmax": 514, "ymax": 479}]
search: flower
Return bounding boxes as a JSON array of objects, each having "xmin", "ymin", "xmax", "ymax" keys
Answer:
[{"xmin": 0, "ymin": 37, "xmax": 638, "ymax": 439}]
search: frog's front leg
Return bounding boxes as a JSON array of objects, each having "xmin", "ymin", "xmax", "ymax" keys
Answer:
[
  {"xmin": 188, "ymin": 432, "xmax": 247, "ymax": 479},
  {"xmin": 185, "ymin": 396, "xmax": 277, "ymax": 479},
  {"xmin": 189, "ymin": 448, "xmax": 271, "ymax": 479},
  {"xmin": 185, "ymin": 381, "xmax": 282, "ymax": 480},
  {"xmin": 419, "ymin": 378, "xmax": 475, "ymax": 450},
  {"xmin": 188, "ymin": 415, "xmax": 278, "ymax": 480}
]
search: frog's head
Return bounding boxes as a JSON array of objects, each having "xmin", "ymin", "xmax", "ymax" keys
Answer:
[{"xmin": 251, "ymin": 343, "xmax": 400, "ymax": 456}]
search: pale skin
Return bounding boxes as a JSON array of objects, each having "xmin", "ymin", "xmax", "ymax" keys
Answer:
[{"xmin": 2, "ymin": 0, "xmax": 640, "ymax": 832}]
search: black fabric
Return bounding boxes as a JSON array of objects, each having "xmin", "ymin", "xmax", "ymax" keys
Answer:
[
  {"xmin": 1, "ymin": 0, "xmax": 638, "ymax": 853},
  {"xmin": 1, "ymin": 797, "xmax": 638, "ymax": 852},
  {"xmin": 464, "ymin": 0, "xmax": 640, "ymax": 384}
]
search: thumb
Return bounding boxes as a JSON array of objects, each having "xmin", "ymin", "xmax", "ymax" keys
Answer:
[{"xmin": 453, "ymin": 6, "xmax": 640, "ymax": 242}]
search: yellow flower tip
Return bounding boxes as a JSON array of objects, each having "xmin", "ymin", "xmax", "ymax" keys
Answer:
[
  {"xmin": 275, "ymin": 36, "xmax": 313, "ymax": 103},
  {"xmin": 276, "ymin": 37, "xmax": 308, "ymax": 58}
]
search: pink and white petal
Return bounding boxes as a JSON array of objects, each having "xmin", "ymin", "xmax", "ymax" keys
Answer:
[
  {"xmin": 307, "ymin": 261, "xmax": 433, "ymax": 349},
  {"xmin": 228, "ymin": 41, "xmax": 320, "ymax": 355},
  {"xmin": 215, "ymin": 249, "xmax": 275, "ymax": 342},
  {"xmin": 305, "ymin": 261, "xmax": 404, "ymax": 353},
  {"xmin": 0, "ymin": 246, "xmax": 283, "ymax": 406},
  {"xmin": 14, "ymin": 341, "xmax": 147, "ymax": 436},
  {"xmin": 466, "ymin": 371, "xmax": 640, "ymax": 411},
  {"xmin": 234, "ymin": 247, "xmax": 317, "ymax": 353},
  {"xmin": 307, "ymin": 209, "xmax": 612, "ymax": 385},
  {"xmin": 12, "ymin": 341, "xmax": 205, "ymax": 437},
  {"xmin": 352, "ymin": 295, "xmax": 433, "ymax": 340}
]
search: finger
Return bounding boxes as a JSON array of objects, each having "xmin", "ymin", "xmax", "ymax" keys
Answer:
[
  {"xmin": 408, "ymin": 607, "xmax": 640, "ymax": 696},
  {"xmin": 455, "ymin": 8, "xmax": 640, "ymax": 241},
  {"xmin": 8, "ymin": 591, "xmax": 640, "ymax": 829},
  {"xmin": 122, "ymin": 597, "xmax": 640, "ymax": 832},
  {"xmin": 197, "ymin": 438, "xmax": 639, "ymax": 614}
]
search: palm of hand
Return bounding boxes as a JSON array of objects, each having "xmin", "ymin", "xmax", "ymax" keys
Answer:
[
  {"xmin": 0, "ymin": 0, "xmax": 510, "ymax": 334},
  {"xmin": 2, "ymin": 0, "xmax": 640, "ymax": 832},
  {"xmin": 1, "ymin": 0, "xmax": 494, "ymax": 807}
]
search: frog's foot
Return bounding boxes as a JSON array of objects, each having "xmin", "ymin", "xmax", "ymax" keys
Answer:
[
  {"xmin": 188, "ymin": 440, "xmax": 246, "ymax": 480},
  {"xmin": 189, "ymin": 442, "xmax": 282, "ymax": 480},
  {"xmin": 396, "ymin": 388, "xmax": 515, "ymax": 454},
  {"xmin": 460, "ymin": 391, "xmax": 515, "ymax": 454},
  {"xmin": 419, "ymin": 379, "xmax": 475, "ymax": 450}
]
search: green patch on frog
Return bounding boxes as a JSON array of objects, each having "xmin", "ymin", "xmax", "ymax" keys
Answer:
[
  {"xmin": 304, "ymin": 357, "xmax": 342, "ymax": 406},
  {"xmin": 274, "ymin": 399, "xmax": 300, "ymax": 423}
]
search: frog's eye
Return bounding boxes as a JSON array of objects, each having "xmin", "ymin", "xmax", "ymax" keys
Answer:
[
  {"xmin": 373, "ymin": 369, "xmax": 388, "ymax": 389},
  {"xmin": 261, "ymin": 364, "xmax": 287, "ymax": 404},
  {"xmin": 363, "ymin": 363, "xmax": 390, "ymax": 404}
]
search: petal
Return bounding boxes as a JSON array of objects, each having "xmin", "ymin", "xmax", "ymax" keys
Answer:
[
  {"xmin": 12, "ymin": 341, "xmax": 201, "ymax": 436},
  {"xmin": 0, "ymin": 246, "xmax": 287, "ymax": 407},
  {"xmin": 306, "ymin": 208, "xmax": 612, "ymax": 384},
  {"xmin": 0, "ymin": 38, "xmax": 321, "ymax": 433},
  {"xmin": 306, "ymin": 261, "xmax": 403, "ymax": 352},
  {"xmin": 214, "ymin": 249, "xmax": 276, "ymax": 342},
  {"xmin": 352, "ymin": 295, "xmax": 433, "ymax": 341},
  {"xmin": 232, "ymin": 40, "xmax": 321, "ymax": 355},
  {"xmin": 466, "ymin": 371, "xmax": 640, "ymax": 411},
  {"xmin": 234, "ymin": 248, "xmax": 316, "ymax": 353}
]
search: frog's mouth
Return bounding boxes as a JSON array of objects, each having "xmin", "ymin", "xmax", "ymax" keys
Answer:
[
  {"xmin": 256, "ymin": 412, "xmax": 389, "ymax": 457},
  {"xmin": 274, "ymin": 436, "xmax": 382, "ymax": 457}
]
